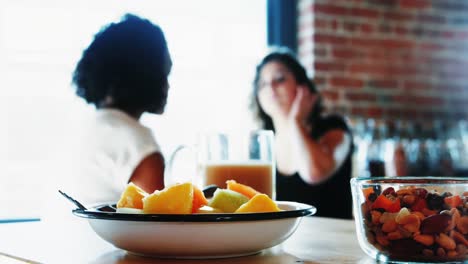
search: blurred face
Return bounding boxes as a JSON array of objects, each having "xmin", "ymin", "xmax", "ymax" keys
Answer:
[
  {"xmin": 257, "ymin": 61, "xmax": 298, "ymax": 117},
  {"xmin": 149, "ymin": 51, "xmax": 172, "ymax": 114}
]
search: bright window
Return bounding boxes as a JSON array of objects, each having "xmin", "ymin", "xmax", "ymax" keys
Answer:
[{"xmin": 0, "ymin": 0, "xmax": 267, "ymax": 219}]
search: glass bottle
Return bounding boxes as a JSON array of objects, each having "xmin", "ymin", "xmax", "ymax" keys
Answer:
[
  {"xmin": 391, "ymin": 120, "xmax": 409, "ymax": 176},
  {"xmin": 366, "ymin": 119, "xmax": 387, "ymax": 177},
  {"xmin": 434, "ymin": 120, "xmax": 454, "ymax": 176},
  {"xmin": 456, "ymin": 120, "xmax": 468, "ymax": 176},
  {"xmin": 405, "ymin": 121, "xmax": 418, "ymax": 176},
  {"xmin": 350, "ymin": 117, "xmax": 368, "ymax": 178},
  {"xmin": 410, "ymin": 122, "xmax": 431, "ymax": 176}
]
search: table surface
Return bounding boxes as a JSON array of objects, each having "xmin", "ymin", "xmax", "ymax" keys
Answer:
[{"xmin": 0, "ymin": 215, "xmax": 374, "ymax": 264}]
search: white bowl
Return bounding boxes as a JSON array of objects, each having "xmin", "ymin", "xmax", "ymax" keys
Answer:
[{"xmin": 73, "ymin": 201, "xmax": 315, "ymax": 259}]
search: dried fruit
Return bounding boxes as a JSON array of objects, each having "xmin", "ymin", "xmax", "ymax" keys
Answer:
[
  {"xmin": 382, "ymin": 187, "xmax": 396, "ymax": 196},
  {"xmin": 444, "ymin": 195, "xmax": 462, "ymax": 208},
  {"xmin": 372, "ymin": 194, "xmax": 401, "ymax": 213},
  {"xmin": 426, "ymin": 193, "xmax": 445, "ymax": 211},
  {"xmin": 420, "ymin": 214, "xmax": 451, "ymax": 234}
]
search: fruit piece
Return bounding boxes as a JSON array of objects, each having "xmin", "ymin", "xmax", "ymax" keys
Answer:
[
  {"xmin": 426, "ymin": 193, "xmax": 444, "ymax": 210},
  {"xmin": 192, "ymin": 185, "xmax": 209, "ymax": 213},
  {"xmin": 194, "ymin": 205, "xmax": 223, "ymax": 214},
  {"xmin": 382, "ymin": 187, "xmax": 396, "ymax": 196},
  {"xmin": 142, "ymin": 182, "xmax": 193, "ymax": 214},
  {"xmin": 410, "ymin": 198, "xmax": 427, "ymax": 212},
  {"xmin": 444, "ymin": 195, "xmax": 462, "ymax": 208},
  {"xmin": 117, "ymin": 182, "xmax": 148, "ymax": 209},
  {"xmin": 235, "ymin": 194, "xmax": 281, "ymax": 213},
  {"xmin": 420, "ymin": 214, "xmax": 451, "ymax": 234},
  {"xmin": 371, "ymin": 194, "xmax": 401, "ymax": 213},
  {"xmin": 208, "ymin": 189, "xmax": 249, "ymax": 213},
  {"xmin": 362, "ymin": 187, "xmax": 375, "ymax": 201},
  {"xmin": 226, "ymin": 180, "xmax": 261, "ymax": 199}
]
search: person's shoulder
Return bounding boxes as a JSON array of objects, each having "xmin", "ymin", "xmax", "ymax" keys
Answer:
[
  {"xmin": 318, "ymin": 113, "xmax": 351, "ymax": 132},
  {"xmin": 94, "ymin": 109, "xmax": 153, "ymax": 139}
]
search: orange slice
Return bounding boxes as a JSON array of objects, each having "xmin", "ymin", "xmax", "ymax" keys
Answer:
[
  {"xmin": 117, "ymin": 182, "xmax": 148, "ymax": 209},
  {"xmin": 143, "ymin": 182, "xmax": 193, "ymax": 214}
]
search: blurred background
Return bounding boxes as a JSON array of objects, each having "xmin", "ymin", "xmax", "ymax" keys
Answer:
[
  {"xmin": 0, "ymin": 0, "xmax": 466, "ymax": 219},
  {"xmin": 0, "ymin": 0, "xmax": 267, "ymax": 219}
]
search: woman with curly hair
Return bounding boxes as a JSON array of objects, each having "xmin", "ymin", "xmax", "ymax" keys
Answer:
[
  {"xmin": 251, "ymin": 48, "xmax": 353, "ymax": 219},
  {"xmin": 70, "ymin": 14, "xmax": 171, "ymax": 203}
]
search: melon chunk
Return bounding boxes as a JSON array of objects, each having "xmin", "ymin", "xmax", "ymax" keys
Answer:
[
  {"xmin": 235, "ymin": 194, "xmax": 281, "ymax": 213},
  {"xmin": 117, "ymin": 182, "xmax": 148, "ymax": 209},
  {"xmin": 226, "ymin": 180, "xmax": 261, "ymax": 199},
  {"xmin": 143, "ymin": 182, "xmax": 193, "ymax": 214},
  {"xmin": 208, "ymin": 189, "xmax": 249, "ymax": 213}
]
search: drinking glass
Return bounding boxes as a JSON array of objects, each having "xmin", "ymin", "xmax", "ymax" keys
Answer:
[{"xmin": 168, "ymin": 130, "xmax": 276, "ymax": 199}]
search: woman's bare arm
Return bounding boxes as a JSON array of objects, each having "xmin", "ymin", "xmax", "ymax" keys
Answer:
[
  {"xmin": 128, "ymin": 152, "xmax": 165, "ymax": 193},
  {"xmin": 290, "ymin": 124, "xmax": 351, "ymax": 185}
]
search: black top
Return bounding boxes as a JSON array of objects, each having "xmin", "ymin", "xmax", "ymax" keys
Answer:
[{"xmin": 276, "ymin": 115, "xmax": 353, "ymax": 219}]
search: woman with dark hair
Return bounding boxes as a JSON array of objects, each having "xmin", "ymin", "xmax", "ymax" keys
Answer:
[
  {"xmin": 251, "ymin": 47, "xmax": 353, "ymax": 219},
  {"xmin": 70, "ymin": 14, "xmax": 171, "ymax": 203}
]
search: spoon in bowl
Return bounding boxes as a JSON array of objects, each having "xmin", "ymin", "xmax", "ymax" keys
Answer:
[{"xmin": 58, "ymin": 190, "xmax": 87, "ymax": 210}]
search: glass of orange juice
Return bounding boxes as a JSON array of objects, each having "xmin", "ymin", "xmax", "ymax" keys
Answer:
[
  {"xmin": 200, "ymin": 130, "xmax": 275, "ymax": 199},
  {"xmin": 168, "ymin": 130, "xmax": 276, "ymax": 199}
]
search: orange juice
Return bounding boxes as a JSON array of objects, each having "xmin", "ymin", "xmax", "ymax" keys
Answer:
[{"xmin": 203, "ymin": 162, "xmax": 274, "ymax": 198}]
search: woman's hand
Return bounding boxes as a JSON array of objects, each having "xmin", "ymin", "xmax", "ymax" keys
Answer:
[{"xmin": 289, "ymin": 86, "xmax": 319, "ymax": 125}]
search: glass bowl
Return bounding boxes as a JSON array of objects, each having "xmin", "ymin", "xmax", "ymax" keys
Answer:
[{"xmin": 351, "ymin": 177, "xmax": 468, "ymax": 263}]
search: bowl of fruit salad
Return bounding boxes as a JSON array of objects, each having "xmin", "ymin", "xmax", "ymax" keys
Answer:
[
  {"xmin": 72, "ymin": 181, "xmax": 316, "ymax": 259},
  {"xmin": 351, "ymin": 177, "xmax": 468, "ymax": 263}
]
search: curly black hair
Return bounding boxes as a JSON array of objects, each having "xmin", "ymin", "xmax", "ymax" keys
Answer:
[
  {"xmin": 72, "ymin": 14, "xmax": 171, "ymax": 114},
  {"xmin": 251, "ymin": 47, "xmax": 323, "ymax": 131}
]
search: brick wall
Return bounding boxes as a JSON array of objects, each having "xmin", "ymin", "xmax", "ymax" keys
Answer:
[{"xmin": 297, "ymin": 0, "xmax": 468, "ymax": 120}]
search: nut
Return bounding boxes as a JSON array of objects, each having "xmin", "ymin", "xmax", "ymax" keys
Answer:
[
  {"xmin": 456, "ymin": 244, "xmax": 467, "ymax": 255},
  {"xmin": 376, "ymin": 234, "xmax": 390, "ymax": 246},
  {"xmin": 446, "ymin": 208, "xmax": 460, "ymax": 232},
  {"xmin": 413, "ymin": 211, "xmax": 425, "ymax": 221},
  {"xmin": 414, "ymin": 234, "xmax": 434, "ymax": 246},
  {"xmin": 435, "ymin": 233, "xmax": 456, "ymax": 251},
  {"xmin": 422, "ymin": 208, "xmax": 438, "ymax": 217},
  {"xmin": 422, "ymin": 249, "xmax": 434, "ymax": 257},
  {"xmin": 387, "ymin": 230, "xmax": 404, "ymax": 240},
  {"xmin": 436, "ymin": 247, "xmax": 446, "ymax": 257},
  {"xmin": 396, "ymin": 188, "xmax": 413, "ymax": 196},
  {"xmin": 382, "ymin": 219, "xmax": 398, "ymax": 233},
  {"xmin": 447, "ymin": 250, "xmax": 458, "ymax": 258},
  {"xmin": 398, "ymin": 214, "xmax": 420, "ymax": 233},
  {"xmin": 395, "ymin": 208, "xmax": 411, "ymax": 223},
  {"xmin": 456, "ymin": 216, "xmax": 468, "ymax": 234},
  {"xmin": 371, "ymin": 210, "xmax": 382, "ymax": 225},
  {"xmin": 450, "ymin": 230, "xmax": 468, "ymax": 247},
  {"xmin": 402, "ymin": 195, "xmax": 416, "ymax": 206},
  {"xmin": 379, "ymin": 212, "xmax": 397, "ymax": 224},
  {"xmin": 398, "ymin": 226, "xmax": 412, "ymax": 238}
]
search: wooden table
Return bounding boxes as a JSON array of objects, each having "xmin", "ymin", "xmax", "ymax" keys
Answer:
[{"xmin": 0, "ymin": 216, "xmax": 373, "ymax": 264}]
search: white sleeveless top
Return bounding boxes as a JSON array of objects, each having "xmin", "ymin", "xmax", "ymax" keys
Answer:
[{"xmin": 68, "ymin": 109, "xmax": 161, "ymax": 204}]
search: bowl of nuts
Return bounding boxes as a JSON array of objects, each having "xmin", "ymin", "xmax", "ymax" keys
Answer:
[{"xmin": 351, "ymin": 177, "xmax": 467, "ymax": 263}]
